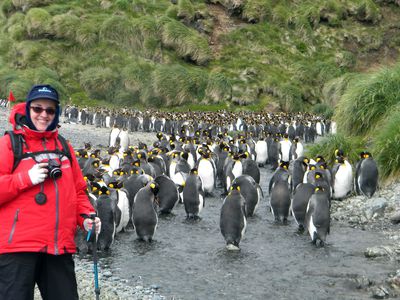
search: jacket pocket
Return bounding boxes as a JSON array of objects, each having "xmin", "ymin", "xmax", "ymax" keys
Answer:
[{"xmin": 8, "ymin": 209, "xmax": 20, "ymax": 244}]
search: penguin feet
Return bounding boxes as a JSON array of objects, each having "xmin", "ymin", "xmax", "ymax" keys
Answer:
[
  {"xmin": 315, "ymin": 239, "xmax": 325, "ymax": 248},
  {"xmin": 297, "ymin": 225, "xmax": 305, "ymax": 234},
  {"xmin": 226, "ymin": 243, "xmax": 240, "ymax": 251}
]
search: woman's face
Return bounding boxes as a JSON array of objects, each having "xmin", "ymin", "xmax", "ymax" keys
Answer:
[{"xmin": 29, "ymin": 99, "xmax": 57, "ymax": 132}]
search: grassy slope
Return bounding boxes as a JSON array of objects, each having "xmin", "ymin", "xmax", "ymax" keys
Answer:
[{"xmin": 0, "ymin": 0, "xmax": 399, "ymax": 112}]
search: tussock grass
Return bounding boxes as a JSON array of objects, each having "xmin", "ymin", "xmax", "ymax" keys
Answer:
[
  {"xmin": 373, "ymin": 107, "xmax": 400, "ymax": 178},
  {"xmin": 322, "ymin": 73, "xmax": 356, "ymax": 107},
  {"xmin": 153, "ymin": 64, "xmax": 208, "ymax": 106},
  {"xmin": 305, "ymin": 133, "xmax": 365, "ymax": 166},
  {"xmin": 334, "ymin": 64, "xmax": 400, "ymax": 136},
  {"xmin": 177, "ymin": 0, "xmax": 195, "ymax": 22},
  {"xmin": 79, "ymin": 67, "xmax": 119, "ymax": 100},
  {"xmin": 205, "ymin": 72, "xmax": 232, "ymax": 103},
  {"xmin": 24, "ymin": 8, "xmax": 50, "ymax": 38},
  {"xmin": 160, "ymin": 17, "xmax": 211, "ymax": 65},
  {"xmin": 51, "ymin": 13, "xmax": 80, "ymax": 41}
]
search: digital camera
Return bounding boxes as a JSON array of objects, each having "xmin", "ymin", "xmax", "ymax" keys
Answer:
[{"xmin": 47, "ymin": 159, "xmax": 62, "ymax": 179}]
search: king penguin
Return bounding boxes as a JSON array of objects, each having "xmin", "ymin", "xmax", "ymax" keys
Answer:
[
  {"xmin": 196, "ymin": 146, "xmax": 217, "ymax": 196},
  {"xmin": 355, "ymin": 151, "xmax": 379, "ymax": 198},
  {"xmin": 154, "ymin": 174, "xmax": 179, "ymax": 214},
  {"xmin": 220, "ymin": 183, "xmax": 247, "ymax": 251},
  {"xmin": 182, "ymin": 168, "xmax": 205, "ymax": 220},
  {"xmin": 231, "ymin": 174, "xmax": 263, "ymax": 217},
  {"xmin": 291, "ymin": 183, "xmax": 314, "ymax": 232},
  {"xmin": 269, "ymin": 172, "xmax": 291, "ymax": 224},
  {"xmin": 305, "ymin": 186, "xmax": 330, "ymax": 247},
  {"xmin": 332, "ymin": 156, "xmax": 353, "ymax": 200},
  {"xmin": 132, "ymin": 182, "xmax": 159, "ymax": 242},
  {"xmin": 255, "ymin": 136, "xmax": 268, "ymax": 167}
]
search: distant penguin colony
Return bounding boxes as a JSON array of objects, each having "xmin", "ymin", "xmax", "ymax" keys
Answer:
[{"xmin": 70, "ymin": 109, "xmax": 378, "ymax": 251}]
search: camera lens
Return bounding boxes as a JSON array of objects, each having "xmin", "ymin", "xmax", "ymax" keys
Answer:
[{"xmin": 47, "ymin": 159, "xmax": 62, "ymax": 179}]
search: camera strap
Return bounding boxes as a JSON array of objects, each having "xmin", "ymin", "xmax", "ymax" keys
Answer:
[{"xmin": 4, "ymin": 131, "xmax": 73, "ymax": 172}]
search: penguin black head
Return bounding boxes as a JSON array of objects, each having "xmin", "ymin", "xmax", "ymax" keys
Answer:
[
  {"xmin": 335, "ymin": 149, "xmax": 344, "ymax": 157},
  {"xmin": 314, "ymin": 171, "xmax": 324, "ymax": 180},
  {"xmin": 279, "ymin": 161, "xmax": 289, "ymax": 170},
  {"xmin": 309, "ymin": 164, "xmax": 317, "ymax": 171},
  {"xmin": 335, "ymin": 156, "xmax": 344, "ymax": 164},
  {"xmin": 362, "ymin": 151, "xmax": 372, "ymax": 159},
  {"xmin": 315, "ymin": 155, "xmax": 325, "ymax": 163},
  {"xmin": 92, "ymin": 159, "xmax": 101, "ymax": 168},
  {"xmin": 137, "ymin": 151, "xmax": 147, "ymax": 160},
  {"xmin": 190, "ymin": 168, "xmax": 198, "ymax": 175},
  {"xmin": 318, "ymin": 162, "xmax": 328, "ymax": 170},
  {"xmin": 156, "ymin": 132, "xmax": 163, "ymax": 140},
  {"xmin": 149, "ymin": 181, "xmax": 159, "ymax": 196},
  {"xmin": 99, "ymin": 186, "xmax": 110, "ymax": 195},
  {"xmin": 108, "ymin": 180, "xmax": 122, "ymax": 189},
  {"xmin": 84, "ymin": 142, "xmax": 92, "ymax": 150},
  {"xmin": 129, "ymin": 166, "xmax": 143, "ymax": 175},
  {"xmin": 315, "ymin": 186, "xmax": 325, "ymax": 192},
  {"xmin": 229, "ymin": 182, "xmax": 241, "ymax": 195}
]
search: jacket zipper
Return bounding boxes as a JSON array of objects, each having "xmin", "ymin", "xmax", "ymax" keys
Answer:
[
  {"xmin": 8, "ymin": 209, "xmax": 20, "ymax": 243},
  {"xmin": 42, "ymin": 137, "xmax": 59, "ymax": 255}
]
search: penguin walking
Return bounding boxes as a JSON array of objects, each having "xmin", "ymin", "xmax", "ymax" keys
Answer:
[
  {"xmin": 118, "ymin": 128, "xmax": 130, "ymax": 153},
  {"xmin": 196, "ymin": 147, "xmax": 217, "ymax": 196},
  {"xmin": 289, "ymin": 156, "xmax": 308, "ymax": 193},
  {"xmin": 154, "ymin": 174, "xmax": 179, "ymax": 214},
  {"xmin": 220, "ymin": 183, "xmax": 247, "ymax": 251},
  {"xmin": 241, "ymin": 152, "xmax": 261, "ymax": 184},
  {"xmin": 355, "ymin": 151, "xmax": 379, "ymax": 198},
  {"xmin": 112, "ymin": 187, "xmax": 130, "ymax": 233},
  {"xmin": 291, "ymin": 183, "xmax": 314, "ymax": 232},
  {"xmin": 269, "ymin": 161, "xmax": 290, "ymax": 195},
  {"xmin": 182, "ymin": 168, "xmax": 205, "ymax": 220},
  {"xmin": 109, "ymin": 126, "xmax": 121, "ymax": 148},
  {"xmin": 269, "ymin": 175, "xmax": 291, "ymax": 224},
  {"xmin": 96, "ymin": 186, "xmax": 117, "ymax": 251},
  {"xmin": 332, "ymin": 156, "xmax": 353, "ymax": 200},
  {"xmin": 255, "ymin": 137, "xmax": 268, "ymax": 167},
  {"xmin": 232, "ymin": 175, "xmax": 263, "ymax": 217},
  {"xmin": 132, "ymin": 182, "xmax": 159, "ymax": 242},
  {"xmin": 279, "ymin": 134, "xmax": 292, "ymax": 163},
  {"xmin": 305, "ymin": 186, "xmax": 330, "ymax": 247}
]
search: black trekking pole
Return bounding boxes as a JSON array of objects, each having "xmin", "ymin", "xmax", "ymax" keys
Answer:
[{"xmin": 86, "ymin": 213, "xmax": 100, "ymax": 300}]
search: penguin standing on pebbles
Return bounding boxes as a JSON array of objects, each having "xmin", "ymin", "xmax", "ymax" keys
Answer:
[
  {"xmin": 220, "ymin": 183, "xmax": 247, "ymax": 251},
  {"xmin": 305, "ymin": 186, "xmax": 330, "ymax": 247},
  {"xmin": 182, "ymin": 168, "xmax": 205, "ymax": 220},
  {"xmin": 332, "ymin": 155, "xmax": 353, "ymax": 200},
  {"xmin": 132, "ymin": 182, "xmax": 159, "ymax": 242},
  {"xmin": 291, "ymin": 183, "xmax": 315, "ymax": 232},
  {"xmin": 355, "ymin": 151, "xmax": 379, "ymax": 198}
]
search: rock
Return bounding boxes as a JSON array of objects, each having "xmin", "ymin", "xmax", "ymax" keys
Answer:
[
  {"xmin": 364, "ymin": 246, "xmax": 394, "ymax": 258},
  {"xmin": 364, "ymin": 198, "xmax": 388, "ymax": 220},
  {"xmin": 372, "ymin": 286, "xmax": 389, "ymax": 299},
  {"xmin": 103, "ymin": 270, "xmax": 113, "ymax": 278},
  {"xmin": 353, "ymin": 275, "xmax": 372, "ymax": 289},
  {"xmin": 390, "ymin": 211, "xmax": 400, "ymax": 224}
]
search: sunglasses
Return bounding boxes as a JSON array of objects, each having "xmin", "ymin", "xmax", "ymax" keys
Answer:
[{"xmin": 30, "ymin": 106, "xmax": 56, "ymax": 115}]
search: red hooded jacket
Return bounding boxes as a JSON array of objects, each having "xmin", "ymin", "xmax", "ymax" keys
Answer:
[{"xmin": 0, "ymin": 103, "xmax": 94, "ymax": 255}]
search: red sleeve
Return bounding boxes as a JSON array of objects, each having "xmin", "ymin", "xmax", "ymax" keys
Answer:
[
  {"xmin": 68, "ymin": 144, "xmax": 96, "ymax": 228},
  {"xmin": 0, "ymin": 135, "xmax": 35, "ymax": 206}
]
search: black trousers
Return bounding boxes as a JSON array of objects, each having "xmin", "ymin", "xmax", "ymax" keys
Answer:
[{"xmin": 0, "ymin": 252, "xmax": 79, "ymax": 300}]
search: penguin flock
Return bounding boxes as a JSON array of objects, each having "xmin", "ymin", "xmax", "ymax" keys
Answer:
[{"xmin": 73, "ymin": 110, "xmax": 378, "ymax": 252}]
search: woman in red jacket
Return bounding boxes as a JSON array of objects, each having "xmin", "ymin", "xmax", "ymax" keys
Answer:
[{"xmin": 0, "ymin": 84, "xmax": 101, "ymax": 300}]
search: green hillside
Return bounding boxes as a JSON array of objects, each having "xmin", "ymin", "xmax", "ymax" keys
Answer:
[{"xmin": 1, "ymin": 0, "xmax": 400, "ymax": 112}]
